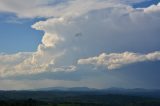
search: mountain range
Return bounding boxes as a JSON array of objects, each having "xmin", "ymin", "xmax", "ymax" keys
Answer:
[{"xmin": 30, "ymin": 87, "xmax": 160, "ymax": 98}]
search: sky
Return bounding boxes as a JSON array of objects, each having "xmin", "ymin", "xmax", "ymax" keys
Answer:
[{"xmin": 0, "ymin": 0, "xmax": 160, "ymax": 90}]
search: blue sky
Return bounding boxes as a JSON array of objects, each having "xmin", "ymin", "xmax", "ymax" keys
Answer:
[
  {"xmin": 0, "ymin": 15, "xmax": 43, "ymax": 53},
  {"xmin": 0, "ymin": 0, "xmax": 160, "ymax": 90}
]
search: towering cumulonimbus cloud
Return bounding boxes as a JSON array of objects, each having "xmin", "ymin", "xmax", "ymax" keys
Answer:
[{"xmin": 0, "ymin": 0, "xmax": 160, "ymax": 77}]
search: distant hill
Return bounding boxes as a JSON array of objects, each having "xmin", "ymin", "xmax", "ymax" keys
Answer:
[
  {"xmin": 1, "ymin": 87, "xmax": 160, "ymax": 99},
  {"xmin": 31, "ymin": 87, "xmax": 160, "ymax": 98},
  {"xmin": 34, "ymin": 87, "xmax": 97, "ymax": 91}
]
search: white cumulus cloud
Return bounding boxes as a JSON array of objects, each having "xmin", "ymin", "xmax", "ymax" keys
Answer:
[{"xmin": 78, "ymin": 51, "xmax": 160, "ymax": 70}]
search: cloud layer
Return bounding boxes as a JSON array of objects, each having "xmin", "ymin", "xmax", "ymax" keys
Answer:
[{"xmin": 0, "ymin": 0, "xmax": 147, "ymax": 18}]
